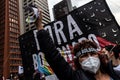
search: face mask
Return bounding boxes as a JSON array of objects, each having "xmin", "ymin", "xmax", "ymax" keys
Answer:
[{"xmin": 80, "ymin": 57, "xmax": 100, "ymax": 74}]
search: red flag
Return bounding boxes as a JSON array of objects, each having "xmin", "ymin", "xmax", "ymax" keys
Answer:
[{"xmin": 97, "ymin": 36, "xmax": 116, "ymax": 48}]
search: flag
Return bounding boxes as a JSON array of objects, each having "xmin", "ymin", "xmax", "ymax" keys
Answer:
[{"xmin": 96, "ymin": 36, "xmax": 116, "ymax": 48}]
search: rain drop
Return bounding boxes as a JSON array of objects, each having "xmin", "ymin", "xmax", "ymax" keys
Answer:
[
  {"xmin": 98, "ymin": 3, "xmax": 101, "ymax": 5},
  {"xmin": 100, "ymin": 9, "xmax": 106, "ymax": 12},
  {"xmin": 91, "ymin": 13, "xmax": 95, "ymax": 17},
  {"xmin": 87, "ymin": 27, "xmax": 91, "ymax": 30},
  {"xmin": 105, "ymin": 18, "xmax": 112, "ymax": 21},
  {"xmin": 85, "ymin": 25, "xmax": 88, "ymax": 27},
  {"xmin": 87, "ymin": 18, "xmax": 90, "ymax": 21},
  {"xmin": 84, "ymin": 8, "xmax": 86, "ymax": 10},
  {"xmin": 101, "ymin": 32, "xmax": 106, "ymax": 37},
  {"xmin": 95, "ymin": 19, "xmax": 99, "ymax": 21},
  {"xmin": 80, "ymin": 11, "xmax": 83, "ymax": 14},
  {"xmin": 83, "ymin": 18, "xmax": 86, "ymax": 21},
  {"xmin": 99, "ymin": 22, "xmax": 102, "ymax": 26},
  {"xmin": 96, "ymin": 9, "xmax": 98, "ymax": 11},
  {"xmin": 114, "ymin": 34, "xmax": 117, "ymax": 36},
  {"xmin": 94, "ymin": 2, "xmax": 97, "ymax": 4},
  {"xmin": 112, "ymin": 28, "xmax": 118, "ymax": 32},
  {"xmin": 89, "ymin": 6, "xmax": 93, "ymax": 9},
  {"xmin": 103, "ymin": 24, "xmax": 105, "ymax": 27}
]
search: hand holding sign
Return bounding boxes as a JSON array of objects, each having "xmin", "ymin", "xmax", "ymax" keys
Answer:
[{"xmin": 36, "ymin": 10, "xmax": 43, "ymax": 30}]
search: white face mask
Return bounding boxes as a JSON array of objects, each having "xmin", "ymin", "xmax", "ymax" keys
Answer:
[{"xmin": 80, "ymin": 57, "xmax": 100, "ymax": 74}]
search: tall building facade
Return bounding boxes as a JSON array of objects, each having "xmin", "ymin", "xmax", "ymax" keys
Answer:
[
  {"xmin": 21, "ymin": 0, "xmax": 51, "ymax": 33},
  {"xmin": 0, "ymin": 0, "xmax": 22, "ymax": 79},
  {"xmin": 53, "ymin": 0, "xmax": 73, "ymax": 20}
]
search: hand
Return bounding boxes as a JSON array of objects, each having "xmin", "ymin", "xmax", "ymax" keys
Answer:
[{"xmin": 36, "ymin": 10, "xmax": 43, "ymax": 30}]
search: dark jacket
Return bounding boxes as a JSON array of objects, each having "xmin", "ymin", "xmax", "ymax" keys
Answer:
[{"xmin": 37, "ymin": 29, "xmax": 120, "ymax": 80}]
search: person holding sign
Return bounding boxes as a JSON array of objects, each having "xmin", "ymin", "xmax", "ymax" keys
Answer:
[{"xmin": 35, "ymin": 10, "xmax": 120, "ymax": 80}]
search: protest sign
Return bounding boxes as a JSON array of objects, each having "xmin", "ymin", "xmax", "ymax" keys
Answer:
[{"xmin": 19, "ymin": 0, "xmax": 120, "ymax": 79}]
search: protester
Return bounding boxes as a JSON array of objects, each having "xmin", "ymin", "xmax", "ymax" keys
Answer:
[
  {"xmin": 101, "ymin": 44, "xmax": 120, "ymax": 77},
  {"xmin": 34, "ymin": 10, "xmax": 120, "ymax": 80},
  {"xmin": 0, "ymin": 75, "xmax": 2, "ymax": 80},
  {"xmin": 33, "ymin": 70, "xmax": 45, "ymax": 80}
]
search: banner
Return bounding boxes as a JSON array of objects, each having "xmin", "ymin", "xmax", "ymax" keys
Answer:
[
  {"xmin": 19, "ymin": 30, "xmax": 54, "ymax": 80},
  {"xmin": 44, "ymin": 0, "xmax": 120, "ymax": 50},
  {"xmin": 19, "ymin": 0, "xmax": 120, "ymax": 79}
]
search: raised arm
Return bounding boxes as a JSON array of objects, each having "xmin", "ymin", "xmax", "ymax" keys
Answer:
[{"xmin": 36, "ymin": 10, "xmax": 74, "ymax": 80}]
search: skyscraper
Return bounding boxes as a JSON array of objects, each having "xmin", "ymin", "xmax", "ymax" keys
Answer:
[
  {"xmin": 0, "ymin": 0, "xmax": 22, "ymax": 79},
  {"xmin": 20, "ymin": 0, "xmax": 51, "ymax": 34},
  {"xmin": 53, "ymin": 0, "xmax": 73, "ymax": 20}
]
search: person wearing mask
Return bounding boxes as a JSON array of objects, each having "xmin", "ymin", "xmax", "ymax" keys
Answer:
[{"xmin": 35, "ymin": 10, "xmax": 120, "ymax": 80}]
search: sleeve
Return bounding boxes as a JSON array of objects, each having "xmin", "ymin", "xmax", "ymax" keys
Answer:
[{"xmin": 37, "ymin": 29, "xmax": 74, "ymax": 80}]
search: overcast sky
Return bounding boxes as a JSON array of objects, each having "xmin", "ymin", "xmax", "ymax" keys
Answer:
[{"xmin": 48, "ymin": 0, "xmax": 120, "ymax": 25}]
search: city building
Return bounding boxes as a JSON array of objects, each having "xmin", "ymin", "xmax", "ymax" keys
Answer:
[
  {"xmin": 0, "ymin": 0, "xmax": 22, "ymax": 79},
  {"xmin": 20, "ymin": 0, "xmax": 51, "ymax": 34},
  {"xmin": 53, "ymin": 0, "xmax": 73, "ymax": 20}
]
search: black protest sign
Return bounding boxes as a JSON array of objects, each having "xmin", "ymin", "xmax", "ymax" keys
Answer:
[
  {"xmin": 19, "ymin": 30, "xmax": 36, "ymax": 80},
  {"xmin": 19, "ymin": 30, "xmax": 54, "ymax": 80},
  {"xmin": 44, "ymin": 0, "xmax": 120, "ymax": 50}
]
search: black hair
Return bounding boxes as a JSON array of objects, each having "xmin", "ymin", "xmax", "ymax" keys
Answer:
[
  {"xmin": 73, "ymin": 40, "xmax": 110, "ymax": 74},
  {"xmin": 105, "ymin": 45, "xmax": 120, "ymax": 59},
  {"xmin": 105, "ymin": 45, "xmax": 114, "ymax": 52},
  {"xmin": 72, "ymin": 40, "xmax": 98, "ymax": 57}
]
